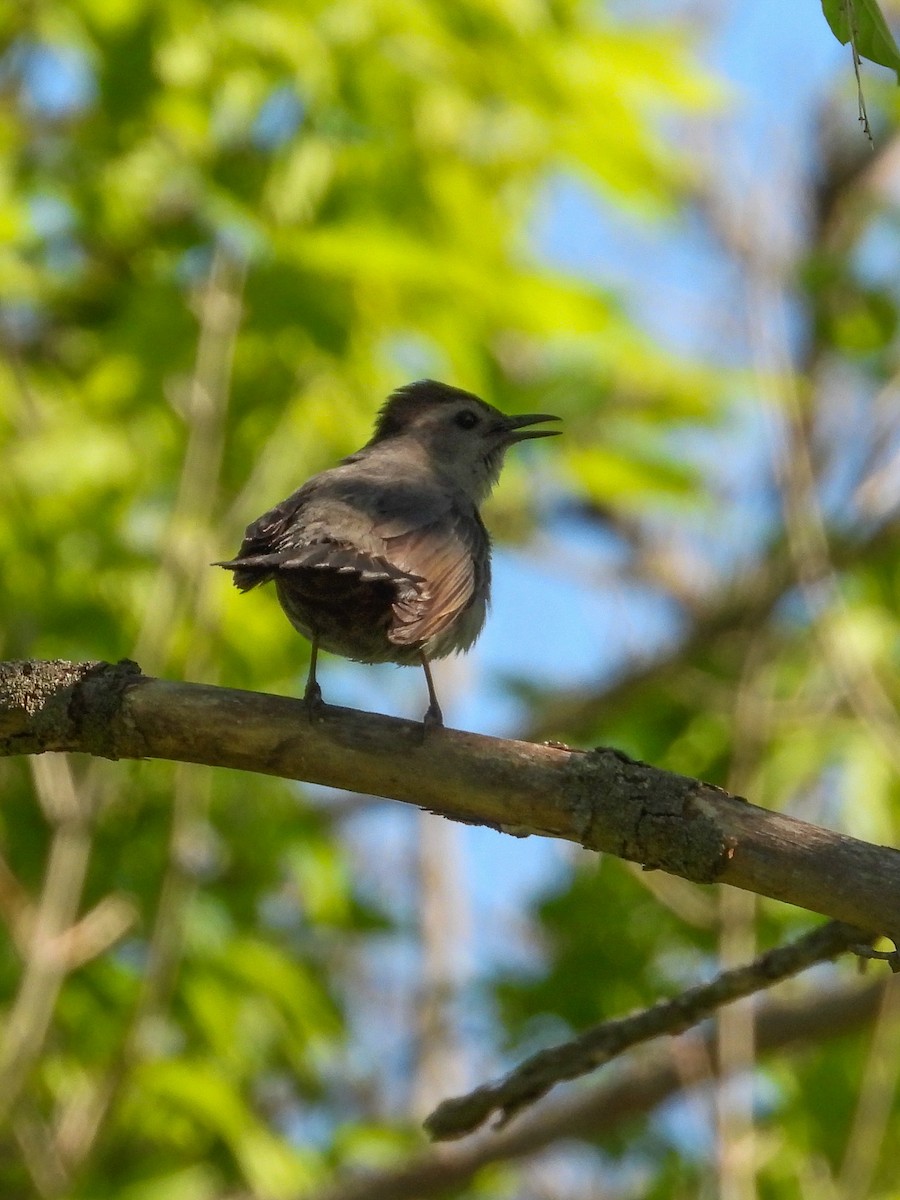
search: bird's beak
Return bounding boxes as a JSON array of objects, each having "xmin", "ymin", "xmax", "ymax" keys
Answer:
[{"xmin": 503, "ymin": 413, "xmax": 562, "ymax": 442}]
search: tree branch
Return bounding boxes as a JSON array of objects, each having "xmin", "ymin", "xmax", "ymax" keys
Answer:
[
  {"xmin": 2, "ymin": 660, "xmax": 899, "ymax": 935},
  {"xmin": 311, "ymin": 978, "xmax": 887, "ymax": 1200},
  {"xmin": 423, "ymin": 920, "xmax": 867, "ymax": 1139}
]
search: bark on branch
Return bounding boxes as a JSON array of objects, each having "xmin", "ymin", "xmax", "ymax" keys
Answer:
[{"xmin": 2, "ymin": 659, "xmax": 899, "ymax": 935}]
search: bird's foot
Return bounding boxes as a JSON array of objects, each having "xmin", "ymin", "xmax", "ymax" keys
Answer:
[
  {"xmin": 422, "ymin": 700, "xmax": 444, "ymax": 733},
  {"xmin": 303, "ymin": 680, "xmax": 324, "ymax": 721}
]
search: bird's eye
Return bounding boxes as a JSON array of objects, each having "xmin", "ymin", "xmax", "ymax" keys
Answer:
[{"xmin": 455, "ymin": 410, "xmax": 479, "ymax": 430}]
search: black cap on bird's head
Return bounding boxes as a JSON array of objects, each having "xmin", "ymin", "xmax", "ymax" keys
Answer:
[
  {"xmin": 370, "ymin": 379, "xmax": 561, "ymax": 446},
  {"xmin": 371, "ymin": 380, "xmax": 484, "ymax": 441}
]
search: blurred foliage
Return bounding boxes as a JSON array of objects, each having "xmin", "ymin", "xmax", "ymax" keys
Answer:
[{"xmin": 3, "ymin": 0, "xmax": 900, "ymax": 1198}]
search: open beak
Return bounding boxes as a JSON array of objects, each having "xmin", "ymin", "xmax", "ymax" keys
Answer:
[{"xmin": 503, "ymin": 413, "xmax": 562, "ymax": 442}]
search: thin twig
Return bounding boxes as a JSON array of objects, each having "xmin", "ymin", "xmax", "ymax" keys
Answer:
[
  {"xmin": 843, "ymin": 0, "xmax": 874, "ymax": 144},
  {"xmin": 772, "ymin": 387, "xmax": 900, "ymax": 778},
  {"xmin": 46, "ymin": 893, "xmax": 138, "ymax": 971},
  {"xmin": 423, "ymin": 921, "xmax": 869, "ymax": 1140},
  {"xmin": 837, "ymin": 977, "xmax": 900, "ymax": 1198},
  {"xmin": 312, "ymin": 978, "xmax": 886, "ymax": 1200},
  {"xmin": 852, "ymin": 943, "xmax": 900, "ymax": 970},
  {"xmin": 729, "ymin": 147, "xmax": 900, "ymax": 797},
  {"xmin": 12, "ymin": 1101, "xmax": 69, "ymax": 1198},
  {"xmin": 133, "ymin": 244, "xmax": 244, "ymax": 672},
  {"xmin": 0, "ymin": 757, "xmax": 92, "ymax": 1130},
  {"xmin": 715, "ymin": 630, "xmax": 776, "ymax": 1200},
  {"xmin": 54, "ymin": 246, "xmax": 242, "ymax": 1173},
  {"xmin": 0, "ymin": 849, "xmax": 34, "ymax": 952}
]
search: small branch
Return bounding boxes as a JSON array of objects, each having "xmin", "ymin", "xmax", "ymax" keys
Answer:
[
  {"xmin": 0, "ymin": 756, "xmax": 93, "ymax": 1130},
  {"xmin": 429, "ymin": 916, "xmax": 873, "ymax": 1142},
  {"xmin": 55, "ymin": 767, "xmax": 210, "ymax": 1175},
  {"xmin": 843, "ymin": 0, "xmax": 874, "ymax": 144},
  {"xmin": 134, "ymin": 245, "xmax": 244, "ymax": 673},
  {"xmin": 837, "ymin": 976, "xmax": 900, "ymax": 1197},
  {"xmin": 423, "ymin": 920, "xmax": 869, "ymax": 1140},
  {"xmin": 312, "ymin": 978, "xmax": 886, "ymax": 1200},
  {"xmin": 12, "ymin": 1101, "xmax": 70, "ymax": 1198},
  {"xmin": 1, "ymin": 660, "xmax": 900, "ymax": 938},
  {"xmin": 45, "ymin": 893, "xmax": 138, "ymax": 971},
  {"xmin": 0, "ymin": 851, "xmax": 35, "ymax": 952},
  {"xmin": 853, "ymin": 943, "xmax": 900, "ymax": 972}
]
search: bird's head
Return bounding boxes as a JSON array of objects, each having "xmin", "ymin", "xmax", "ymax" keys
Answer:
[{"xmin": 369, "ymin": 380, "xmax": 560, "ymax": 503}]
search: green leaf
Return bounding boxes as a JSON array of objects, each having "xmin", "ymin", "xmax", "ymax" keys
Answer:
[{"xmin": 822, "ymin": 0, "xmax": 900, "ymax": 79}]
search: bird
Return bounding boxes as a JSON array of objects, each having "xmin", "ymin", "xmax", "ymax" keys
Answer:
[{"xmin": 215, "ymin": 379, "xmax": 560, "ymax": 727}]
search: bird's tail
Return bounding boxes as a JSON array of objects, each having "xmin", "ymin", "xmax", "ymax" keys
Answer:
[
  {"xmin": 212, "ymin": 555, "xmax": 283, "ymax": 592},
  {"xmin": 213, "ymin": 545, "xmax": 425, "ymax": 594}
]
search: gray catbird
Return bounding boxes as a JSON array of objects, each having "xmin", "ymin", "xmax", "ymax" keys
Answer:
[{"xmin": 216, "ymin": 379, "xmax": 560, "ymax": 725}]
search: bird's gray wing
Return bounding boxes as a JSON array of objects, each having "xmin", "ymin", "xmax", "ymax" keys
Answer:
[
  {"xmin": 215, "ymin": 464, "xmax": 487, "ymax": 648},
  {"xmin": 215, "ymin": 474, "xmax": 430, "ymax": 593}
]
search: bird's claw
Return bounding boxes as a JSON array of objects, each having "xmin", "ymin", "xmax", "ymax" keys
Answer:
[
  {"xmin": 422, "ymin": 701, "xmax": 444, "ymax": 733},
  {"xmin": 303, "ymin": 681, "xmax": 324, "ymax": 721}
]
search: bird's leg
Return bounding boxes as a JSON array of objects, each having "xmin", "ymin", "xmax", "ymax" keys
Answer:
[
  {"xmin": 419, "ymin": 652, "xmax": 443, "ymax": 729},
  {"xmin": 303, "ymin": 636, "xmax": 323, "ymax": 715}
]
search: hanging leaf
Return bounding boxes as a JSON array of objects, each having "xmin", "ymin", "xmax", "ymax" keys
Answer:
[{"xmin": 822, "ymin": 0, "xmax": 900, "ymax": 80}]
